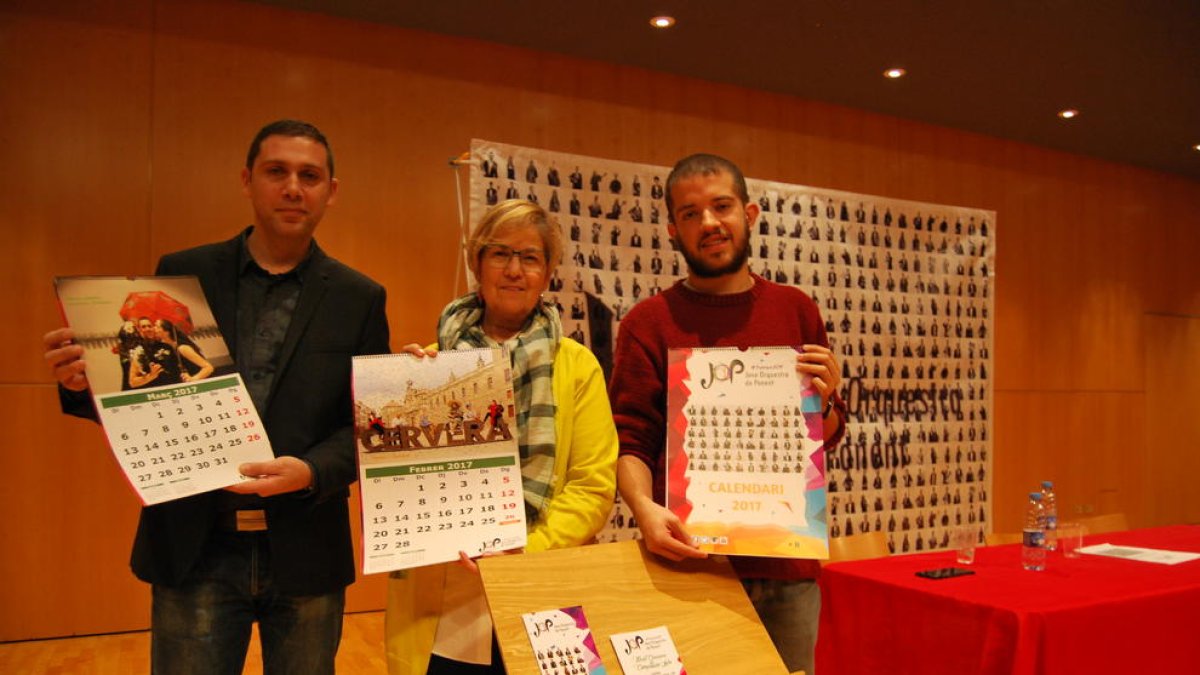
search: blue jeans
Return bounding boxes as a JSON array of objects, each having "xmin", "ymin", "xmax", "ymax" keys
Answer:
[
  {"xmin": 743, "ymin": 578, "xmax": 820, "ymax": 675},
  {"xmin": 151, "ymin": 530, "xmax": 345, "ymax": 675}
]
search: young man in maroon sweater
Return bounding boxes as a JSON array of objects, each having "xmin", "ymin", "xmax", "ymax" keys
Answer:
[{"xmin": 610, "ymin": 153, "xmax": 847, "ymax": 675}]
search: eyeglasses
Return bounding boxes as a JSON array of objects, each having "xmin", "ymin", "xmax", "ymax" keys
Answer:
[{"xmin": 481, "ymin": 244, "xmax": 547, "ymax": 273}]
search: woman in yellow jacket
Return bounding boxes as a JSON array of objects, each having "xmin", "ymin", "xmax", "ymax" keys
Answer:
[{"xmin": 386, "ymin": 199, "xmax": 618, "ymax": 675}]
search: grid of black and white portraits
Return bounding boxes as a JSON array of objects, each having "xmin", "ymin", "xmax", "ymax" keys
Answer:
[
  {"xmin": 684, "ymin": 404, "xmax": 812, "ymax": 476},
  {"xmin": 471, "ymin": 139, "xmax": 996, "ymax": 553}
]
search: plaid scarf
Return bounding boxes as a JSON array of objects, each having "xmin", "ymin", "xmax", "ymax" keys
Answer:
[{"xmin": 437, "ymin": 292, "xmax": 560, "ymax": 523}]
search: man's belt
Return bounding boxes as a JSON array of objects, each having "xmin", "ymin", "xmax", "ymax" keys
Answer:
[{"xmin": 218, "ymin": 509, "xmax": 268, "ymax": 532}]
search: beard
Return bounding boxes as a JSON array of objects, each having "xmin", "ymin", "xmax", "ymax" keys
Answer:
[{"xmin": 675, "ymin": 228, "xmax": 751, "ymax": 279}]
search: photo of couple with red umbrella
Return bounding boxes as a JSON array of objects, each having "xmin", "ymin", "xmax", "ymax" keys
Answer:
[{"xmin": 55, "ymin": 276, "xmax": 233, "ymax": 396}]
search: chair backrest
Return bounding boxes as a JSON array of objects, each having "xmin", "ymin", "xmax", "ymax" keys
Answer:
[
  {"xmin": 1076, "ymin": 512, "xmax": 1129, "ymax": 535},
  {"xmin": 985, "ymin": 532, "xmax": 1022, "ymax": 546},
  {"xmin": 827, "ymin": 531, "xmax": 890, "ymax": 563}
]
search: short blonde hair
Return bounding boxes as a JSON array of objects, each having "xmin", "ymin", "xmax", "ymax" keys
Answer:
[{"xmin": 467, "ymin": 199, "xmax": 562, "ymax": 281}]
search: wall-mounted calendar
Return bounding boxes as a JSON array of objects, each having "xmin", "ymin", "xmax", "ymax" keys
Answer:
[
  {"xmin": 353, "ymin": 348, "xmax": 527, "ymax": 573},
  {"xmin": 666, "ymin": 346, "xmax": 828, "ymax": 559},
  {"xmin": 54, "ymin": 276, "xmax": 274, "ymax": 505}
]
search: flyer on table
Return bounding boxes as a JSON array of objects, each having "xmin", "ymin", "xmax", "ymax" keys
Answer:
[
  {"xmin": 610, "ymin": 625, "xmax": 686, "ymax": 675},
  {"xmin": 54, "ymin": 276, "xmax": 273, "ymax": 505},
  {"xmin": 522, "ymin": 606, "xmax": 607, "ymax": 675},
  {"xmin": 665, "ymin": 346, "xmax": 828, "ymax": 558},
  {"xmin": 353, "ymin": 348, "xmax": 527, "ymax": 573}
]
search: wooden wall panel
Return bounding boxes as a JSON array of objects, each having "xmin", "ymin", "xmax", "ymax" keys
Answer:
[
  {"xmin": 993, "ymin": 390, "xmax": 1145, "ymax": 533},
  {"xmin": 0, "ymin": 1, "xmax": 156, "ymax": 641},
  {"xmin": 1143, "ymin": 315, "xmax": 1200, "ymax": 527},
  {"xmin": 1, "ymin": 0, "xmax": 1198, "ymax": 641},
  {"xmin": 1153, "ymin": 180, "xmax": 1200, "ymax": 313},
  {"xmin": 0, "ymin": 1, "xmax": 155, "ymax": 384},
  {"xmin": 0, "ymin": 388, "xmax": 149, "ymax": 639}
]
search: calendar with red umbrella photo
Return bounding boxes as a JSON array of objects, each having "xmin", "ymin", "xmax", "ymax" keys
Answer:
[{"xmin": 55, "ymin": 276, "xmax": 274, "ymax": 505}]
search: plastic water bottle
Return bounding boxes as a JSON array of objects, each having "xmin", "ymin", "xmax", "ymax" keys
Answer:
[
  {"xmin": 1041, "ymin": 480, "xmax": 1058, "ymax": 551},
  {"xmin": 1022, "ymin": 492, "xmax": 1047, "ymax": 571}
]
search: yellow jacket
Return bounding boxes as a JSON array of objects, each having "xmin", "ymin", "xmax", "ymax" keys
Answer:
[{"xmin": 384, "ymin": 337, "xmax": 618, "ymax": 674}]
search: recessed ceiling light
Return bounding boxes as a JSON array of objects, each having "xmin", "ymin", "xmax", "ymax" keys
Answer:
[
  {"xmin": 884, "ymin": 68, "xmax": 906, "ymax": 79},
  {"xmin": 1193, "ymin": 143, "xmax": 1200, "ymax": 152},
  {"xmin": 650, "ymin": 15, "xmax": 676, "ymax": 29},
  {"xmin": 1058, "ymin": 109, "xmax": 1079, "ymax": 119}
]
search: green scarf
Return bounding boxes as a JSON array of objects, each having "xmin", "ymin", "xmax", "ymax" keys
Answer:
[{"xmin": 437, "ymin": 292, "xmax": 560, "ymax": 524}]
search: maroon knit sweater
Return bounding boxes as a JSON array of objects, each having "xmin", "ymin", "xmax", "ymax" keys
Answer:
[{"xmin": 610, "ymin": 274, "xmax": 845, "ymax": 580}]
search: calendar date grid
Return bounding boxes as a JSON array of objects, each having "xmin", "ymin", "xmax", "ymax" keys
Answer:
[
  {"xmin": 99, "ymin": 377, "xmax": 269, "ymax": 494},
  {"xmin": 363, "ymin": 457, "xmax": 524, "ymax": 562}
]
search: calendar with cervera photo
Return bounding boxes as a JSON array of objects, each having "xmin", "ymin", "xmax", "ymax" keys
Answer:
[
  {"xmin": 53, "ymin": 276, "xmax": 274, "ymax": 505},
  {"xmin": 353, "ymin": 348, "xmax": 527, "ymax": 573}
]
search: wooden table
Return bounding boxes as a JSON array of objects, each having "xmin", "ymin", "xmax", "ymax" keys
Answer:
[{"xmin": 480, "ymin": 539, "xmax": 790, "ymax": 675}]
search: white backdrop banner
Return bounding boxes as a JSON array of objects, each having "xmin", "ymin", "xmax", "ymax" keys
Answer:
[{"xmin": 469, "ymin": 139, "xmax": 995, "ymax": 555}]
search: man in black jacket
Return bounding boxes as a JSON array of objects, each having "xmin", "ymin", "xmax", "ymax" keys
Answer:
[{"xmin": 42, "ymin": 120, "xmax": 390, "ymax": 674}]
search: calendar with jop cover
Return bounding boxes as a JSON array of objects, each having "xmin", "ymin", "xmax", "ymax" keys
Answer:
[
  {"xmin": 665, "ymin": 346, "xmax": 828, "ymax": 559},
  {"xmin": 54, "ymin": 276, "xmax": 274, "ymax": 505},
  {"xmin": 353, "ymin": 348, "xmax": 527, "ymax": 573}
]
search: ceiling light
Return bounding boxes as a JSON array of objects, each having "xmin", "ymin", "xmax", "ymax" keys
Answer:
[
  {"xmin": 1193, "ymin": 143, "xmax": 1200, "ymax": 152},
  {"xmin": 650, "ymin": 15, "xmax": 675, "ymax": 29},
  {"xmin": 884, "ymin": 68, "xmax": 906, "ymax": 79},
  {"xmin": 1057, "ymin": 109, "xmax": 1079, "ymax": 119}
]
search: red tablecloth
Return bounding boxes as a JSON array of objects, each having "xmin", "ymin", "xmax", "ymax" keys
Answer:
[{"xmin": 817, "ymin": 525, "xmax": 1200, "ymax": 675}]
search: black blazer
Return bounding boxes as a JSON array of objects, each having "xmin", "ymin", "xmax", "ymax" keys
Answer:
[{"xmin": 62, "ymin": 230, "xmax": 390, "ymax": 594}]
